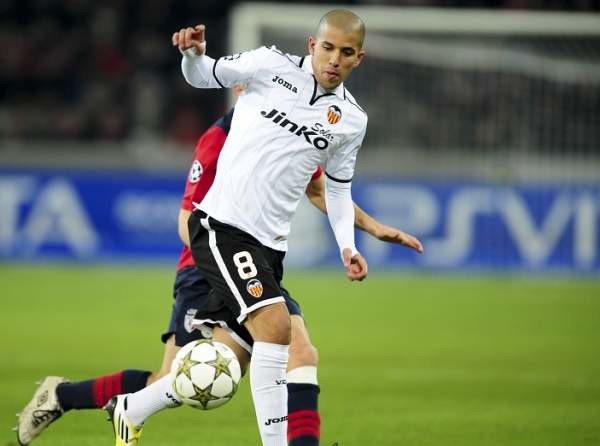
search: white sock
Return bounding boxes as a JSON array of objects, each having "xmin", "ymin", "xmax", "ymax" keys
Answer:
[
  {"xmin": 250, "ymin": 341, "xmax": 289, "ymax": 446},
  {"xmin": 287, "ymin": 365, "xmax": 318, "ymax": 385},
  {"xmin": 124, "ymin": 375, "xmax": 181, "ymax": 426}
]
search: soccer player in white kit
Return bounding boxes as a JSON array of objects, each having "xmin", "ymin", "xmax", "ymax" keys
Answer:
[
  {"xmin": 113, "ymin": 9, "xmax": 370, "ymax": 446},
  {"xmin": 192, "ymin": 13, "xmax": 366, "ymax": 446}
]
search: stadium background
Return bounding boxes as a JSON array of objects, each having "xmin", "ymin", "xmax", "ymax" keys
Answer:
[{"xmin": 1, "ymin": 1, "xmax": 599, "ymax": 445}]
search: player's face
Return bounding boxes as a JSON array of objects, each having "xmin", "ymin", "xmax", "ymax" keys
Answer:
[{"xmin": 308, "ymin": 25, "xmax": 365, "ymax": 91}]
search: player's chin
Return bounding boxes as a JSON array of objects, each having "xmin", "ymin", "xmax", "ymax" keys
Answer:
[{"xmin": 321, "ymin": 76, "xmax": 341, "ymax": 90}]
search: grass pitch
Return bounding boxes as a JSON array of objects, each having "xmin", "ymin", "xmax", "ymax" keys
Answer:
[{"xmin": 1, "ymin": 265, "xmax": 599, "ymax": 446}]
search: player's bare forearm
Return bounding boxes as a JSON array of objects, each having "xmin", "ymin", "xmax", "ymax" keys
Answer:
[
  {"xmin": 305, "ymin": 176, "xmax": 370, "ymax": 226},
  {"xmin": 354, "ymin": 203, "xmax": 423, "ymax": 253},
  {"xmin": 305, "ymin": 176, "xmax": 327, "ymax": 213},
  {"xmin": 352, "ymin": 202, "xmax": 379, "ymax": 236},
  {"xmin": 305, "ymin": 175, "xmax": 423, "ymax": 253},
  {"xmin": 178, "ymin": 209, "xmax": 192, "ymax": 248}
]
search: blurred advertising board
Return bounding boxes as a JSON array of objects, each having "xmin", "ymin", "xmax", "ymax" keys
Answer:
[{"xmin": 1, "ymin": 169, "xmax": 598, "ymax": 274}]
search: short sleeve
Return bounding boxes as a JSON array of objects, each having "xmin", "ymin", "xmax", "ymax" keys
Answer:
[
  {"xmin": 311, "ymin": 165, "xmax": 323, "ymax": 181},
  {"xmin": 180, "ymin": 126, "xmax": 227, "ymax": 210},
  {"xmin": 325, "ymin": 126, "xmax": 366, "ymax": 183}
]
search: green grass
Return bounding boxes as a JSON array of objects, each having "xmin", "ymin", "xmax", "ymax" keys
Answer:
[{"xmin": 1, "ymin": 265, "xmax": 599, "ymax": 446}]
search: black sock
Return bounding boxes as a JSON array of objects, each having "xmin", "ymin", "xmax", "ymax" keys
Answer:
[
  {"xmin": 287, "ymin": 383, "xmax": 321, "ymax": 446},
  {"xmin": 56, "ymin": 369, "xmax": 152, "ymax": 411}
]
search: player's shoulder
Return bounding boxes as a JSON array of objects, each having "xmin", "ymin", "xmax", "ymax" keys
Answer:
[
  {"xmin": 227, "ymin": 46, "xmax": 304, "ymax": 71},
  {"xmin": 340, "ymin": 87, "xmax": 368, "ymax": 132},
  {"xmin": 256, "ymin": 45, "xmax": 305, "ymax": 70},
  {"xmin": 342, "ymin": 87, "xmax": 367, "ymax": 120}
]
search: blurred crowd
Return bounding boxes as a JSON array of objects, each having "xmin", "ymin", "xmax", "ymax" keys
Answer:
[
  {"xmin": 0, "ymin": 0, "xmax": 236, "ymax": 144},
  {"xmin": 0, "ymin": 0, "xmax": 597, "ymax": 144}
]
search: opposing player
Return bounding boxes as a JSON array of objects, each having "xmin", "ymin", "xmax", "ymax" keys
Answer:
[
  {"xmin": 15, "ymin": 107, "xmax": 422, "ymax": 446},
  {"xmin": 172, "ymin": 8, "xmax": 369, "ymax": 446}
]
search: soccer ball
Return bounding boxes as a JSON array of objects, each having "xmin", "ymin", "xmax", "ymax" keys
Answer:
[{"xmin": 170, "ymin": 339, "xmax": 242, "ymax": 410}]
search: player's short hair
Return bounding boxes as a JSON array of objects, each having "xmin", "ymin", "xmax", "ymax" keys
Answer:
[{"xmin": 316, "ymin": 9, "xmax": 366, "ymax": 49}]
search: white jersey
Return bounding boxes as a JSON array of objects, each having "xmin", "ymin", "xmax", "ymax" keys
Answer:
[{"xmin": 185, "ymin": 46, "xmax": 367, "ymax": 252}]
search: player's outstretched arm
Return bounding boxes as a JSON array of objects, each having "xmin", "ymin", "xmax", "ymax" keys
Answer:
[
  {"xmin": 353, "ymin": 205, "xmax": 423, "ymax": 253},
  {"xmin": 304, "ymin": 175, "xmax": 327, "ymax": 212},
  {"xmin": 305, "ymin": 174, "xmax": 423, "ymax": 253},
  {"xmin": 173, "ymin": 24, "xmax": 219, "ymax": 89},
  {"xmin": 173, "ymin": 24, "xmax": 260, "ymax": 90}
]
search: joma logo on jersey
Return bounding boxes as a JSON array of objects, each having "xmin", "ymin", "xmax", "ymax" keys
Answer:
[
  {"xmin": 272, "ymin": 75, "xmax": 298, "ymax": 93},
  {"xmin": 261, "ymin": 108, "xmax": 330, "ymax": 150}
]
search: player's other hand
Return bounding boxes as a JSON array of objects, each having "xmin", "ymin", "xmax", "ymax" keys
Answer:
[
  {"xmin": 375, "ymin": 223, "xmax": 424, "ymax": 253},
  {"xmin": 342, "ymin": 248, "xmax": 368, "ymax": 282},
  {"xmin": 172, "ymin": 24, "xmax": 206, "ymax": 56}
]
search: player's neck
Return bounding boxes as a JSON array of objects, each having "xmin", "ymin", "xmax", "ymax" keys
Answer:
[{"xmin": 317, "ymin": 82, "xmax": 340, "ymax": 94}]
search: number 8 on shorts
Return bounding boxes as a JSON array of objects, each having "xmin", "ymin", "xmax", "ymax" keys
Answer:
[{"xmin": 233, "ymin": 251, "xmax": 258, "ymax": 280}]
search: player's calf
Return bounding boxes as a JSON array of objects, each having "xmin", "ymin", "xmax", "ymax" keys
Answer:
[
  {"xmin": 56, "ymin": 370, "xmax": 151, "ymax": 411},
  {"xmin": 287, "ymin": 316, "xmax": 321, "ymax": 446},
  {"xmin": 288, "ymin": 336, "xmax": 318, "ymax": 371},
  {"xmin": 244, "ymin": 303, "xmax": 291, "ymax": 446}
]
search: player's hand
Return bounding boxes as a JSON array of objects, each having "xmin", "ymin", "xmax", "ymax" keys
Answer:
[
  {"xmin": 342, "ymin": 248, "xmax": 368, "ymax": 282},
  {"xmin": 172, "ymin": 24, "xmax": 206, "ymax": 56},
  {"xmin": 374, "ymin": 223, "xmax": 424, "ymax": 253}
]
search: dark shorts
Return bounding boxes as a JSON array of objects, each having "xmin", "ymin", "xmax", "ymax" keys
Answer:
[
  {"xmin": 192, "ymin": 285, "xmax": 302, "ymax": 353},
  {"xmin": 188, "ymin": 210, "xmax": 287, "ymax": 324},
  {"xmin": 161, "ymin": 266, "xmax": 213, "ymax": 347},
  {"xmin": 162, "ymin": 266, "xmax": 302, "ymax": 350}
]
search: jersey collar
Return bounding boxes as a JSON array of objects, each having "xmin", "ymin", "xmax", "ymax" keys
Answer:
[{"xmin": 302, "ymin": 55, "xmax": 345, "ymax": 101}]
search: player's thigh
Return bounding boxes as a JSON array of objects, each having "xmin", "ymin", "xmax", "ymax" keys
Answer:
[
  {"xmin": 148, "ymin": 334, "xmax": 181, "ymax": 384},
  {"xmin": 280, "ymin": 285, "xmax": 316, "ymax": 368},
  {"xmin": 289, "ymin": 315, "xmax": 318, "ymax": 370},
  {"xmin": 213, "ymin": 326, "xmax": 251, "ymax": 375}
]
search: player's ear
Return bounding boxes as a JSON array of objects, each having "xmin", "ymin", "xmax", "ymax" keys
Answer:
[
  {"xmin": 308, "ymin": 35, "xmax": 316, "ymax": 55},
  {"xmin": 353, "ymin": 50, "xmax": 365, "ymax": 68}
]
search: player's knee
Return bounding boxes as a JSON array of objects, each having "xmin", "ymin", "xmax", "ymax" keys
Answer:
[
  {"xmin": 246, "ymin": 303, "xmax": 291, "ymax": 345},
  {"xmin": 263, "ymin": 311, "xmax": 291, "ymax": 345}
]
